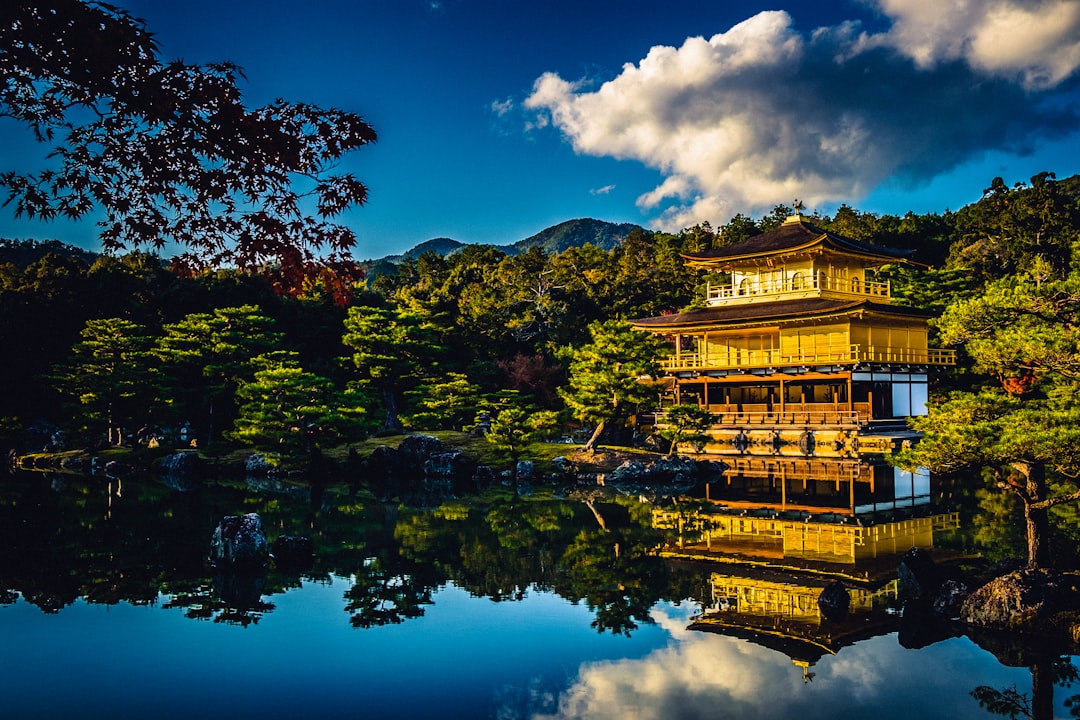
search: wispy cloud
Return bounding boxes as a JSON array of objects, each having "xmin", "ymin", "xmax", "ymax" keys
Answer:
[
  {"xmin": 524, "ymin": 2, "xmax": 1080, "ymax": 229},
  {"xmin": 590, "ymin": 184, "xmax": 616, "ymax": 195}
]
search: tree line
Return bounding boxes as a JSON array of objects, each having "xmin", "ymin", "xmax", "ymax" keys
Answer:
[{"xmin": 1, "ymin": 171, "xmax": 1077, "ymax": 469}]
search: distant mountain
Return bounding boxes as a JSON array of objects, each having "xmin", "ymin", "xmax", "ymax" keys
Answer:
[
  {"xmin": 365, "ymin": 218, "xmax": 643, "ymax": 267},
  {"xmin": 511, "ymin": 218, "xmax": 641, "ymax": 254},
  {"xmin": 0, "ymin": 238, "xmax": 99, "ymax": 268}
]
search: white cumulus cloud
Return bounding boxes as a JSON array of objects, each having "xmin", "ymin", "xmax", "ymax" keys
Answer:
[{"xmin": 524, "ymin": 4, "xmax": 1080, "ymax": 230}]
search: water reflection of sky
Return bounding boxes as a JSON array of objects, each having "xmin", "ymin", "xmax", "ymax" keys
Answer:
[
  {"xmin": 0, "ymin": 578, "xmax": 1048, "ymax": 720},
  {"xmin": 532, "ymin": 607, "xmax": 1033, "ymax": 720}
]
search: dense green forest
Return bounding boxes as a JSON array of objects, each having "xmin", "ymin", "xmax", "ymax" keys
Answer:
[{"xmin": 2, "ymin": 171, "xmax": 1079, "ymax": 471}]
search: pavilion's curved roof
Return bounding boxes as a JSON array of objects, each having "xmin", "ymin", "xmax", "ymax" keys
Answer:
[
  {"xmin": 683, "ymin": 217, "xmax": 915, "ymax": 266},
  {"xmin": 631, "ymin": 298, "xmax": 932, "ymax": 330}
]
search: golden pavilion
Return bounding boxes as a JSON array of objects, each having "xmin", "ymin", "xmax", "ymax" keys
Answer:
[{"xmin": 630, "ymin": 208, "xmax": 954, "ymax": 455}]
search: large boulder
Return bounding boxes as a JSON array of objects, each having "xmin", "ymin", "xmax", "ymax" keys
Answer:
[
  {"xmin": 362, "ymin": 435, "xmax": 478, "ymax": 499},
  {"xmin": 209, "ymin": 513, "xmax": 269, "ymax": 569},
  {"xmin": 960, "ymin": 568, "xmax": 1080, "ymax": 631}
]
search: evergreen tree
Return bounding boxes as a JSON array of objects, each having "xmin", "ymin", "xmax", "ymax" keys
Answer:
[
  {"xmin": 156, "ymin": 305, "xmax": 282, "ymax": 445},
  {"xmin": 402, "ymin": 373, "xmax": 482, "ymax": 431},
  {"xmin": 658, "ymin": 405, "xmax": 714, "ymax": 457},
  {"xmin": 557, "ymin": 319, "xmax": 666, "ymax": 451},
  {"xmin": 229, "ymin": 352, "xmax": 365, "ymax": 465},
  {"xmin": 895, "ymin": 264, "xmax": 1080, "ymax": 568},
  {"xmin": 52, "ymin": 317, "xmax": 156, "ymax": 445},
  {"xmin": 342, "ymin": 305, "xmax": 445, "ymax": 432},
  {"xmin": 482, "ymin": 404, "xmax": 559, "ymax": 475}
]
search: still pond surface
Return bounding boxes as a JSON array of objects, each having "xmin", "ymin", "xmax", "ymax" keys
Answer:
[{"xmin": 0, "ymin": 469, "xmax": 1074, "ymax": 720}]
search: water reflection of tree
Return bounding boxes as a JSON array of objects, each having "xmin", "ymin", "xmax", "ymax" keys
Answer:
[
  {"xmin": 342, "ymin": 558, "xmax": 434, "ymax": 628},
  {"xmin": 0, "ymin": 472, "xmax": 706, "ymax": 634},
  {"xmin": 970, "ymin": 634, "xmax": 1080, "ymax": 720}
]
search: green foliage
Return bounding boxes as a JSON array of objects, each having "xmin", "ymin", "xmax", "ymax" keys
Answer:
[
  {"xmin": 658, "ymin": 404, "xmax": 714, "ymax": 456},
  {"xmin": 155, "ymin": 305, "xmax": 282, "ymax": 443},
  {"xmin": 51, "ymin": 317, "xmax": 155, "ymax": 445},
  {"xmin": 228, "ymin": 352, "xmax": 367, "ymax": 464},
  {"xmin": 482, "ymin": 404, "xmax": 559, "ymax": 468},
  {"xmin": 402, "ymin": 373, "xmax": 482, "ymax": 431},
  {"xmin": 342, "ymin": 305, "xmax": 445, "ymax": 431},
  {"xmin": 895, "ymin": 263, "xmax": 1080, "ymax": 567},
  {"xmin": 557, "ymin": 319, "xmax": 666, "ymax": 450},
  {"xmin": 948, "ymin": 172, "xmax": 1080, "ymax": 282}
]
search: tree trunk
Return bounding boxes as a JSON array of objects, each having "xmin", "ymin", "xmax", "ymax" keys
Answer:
[
  {"xmin": 1031, "ymin": 659, "xmax": 1054, "ymax": 720},
  {"xmin": 582, "ymin": 419, "xmax": 606, "ymax": 452},
  {"xmin": 381, "ymin": 386, "xmax": 402, "ymax": 433},
  {"xmin": 1014, "ymin": 460, "xmax": 1052, "ymax": 569}
]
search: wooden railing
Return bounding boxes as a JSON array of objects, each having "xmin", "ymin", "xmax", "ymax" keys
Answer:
[
  {"xmin": 653, "ymin": 402, "xmax": 869, "ymax": 427},
  {"xmin": 707, "ymin": 273, "xmax": 890, "ymax": 303},
  {"xmin": 664, "ymin": 345, "xmax": 955, "ymax": 370}
]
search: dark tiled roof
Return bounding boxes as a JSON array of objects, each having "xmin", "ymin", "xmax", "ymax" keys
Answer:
[
  {"xmin": 631, "ymin": 298, "xmax": 932, "ymax": 329},
  {"xmin": 683, "ymin": 218, "xmax": 914, "ymax": 263}
]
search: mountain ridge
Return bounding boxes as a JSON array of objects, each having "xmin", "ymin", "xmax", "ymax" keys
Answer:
[{"xmin": 365, "ymin": 218, "xmax": 644, "ymax": 264}]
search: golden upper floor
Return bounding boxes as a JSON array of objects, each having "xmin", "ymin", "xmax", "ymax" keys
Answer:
[{"xmin": 684, "ymin": 214, "xmax": 913, "ymax": 308}]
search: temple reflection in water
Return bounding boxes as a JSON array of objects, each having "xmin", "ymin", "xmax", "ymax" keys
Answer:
[{"xmin": 652, "ymin": 452, "xmax": 961, "ymax": 679}]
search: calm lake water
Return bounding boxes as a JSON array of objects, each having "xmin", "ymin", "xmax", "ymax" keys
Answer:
[{"xmin": 0, "ymin": 468, "xmax": 1074, "ymax": 720}]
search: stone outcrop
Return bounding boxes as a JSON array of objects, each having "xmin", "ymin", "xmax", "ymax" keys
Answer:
[
  {"xmin": 598, "ymin": 456, "xmax": 727, "ymax": 495},
  {"xmin": 359, "ymin": 434, "xmax": 478, "ymax": 500},
  {"xmin": 209, "ymin": 513, "xmax": 269, "ymax": 569},
  {"xmin": 960, "ymin": 568, "xmax": 1080, "ymax": 631}
]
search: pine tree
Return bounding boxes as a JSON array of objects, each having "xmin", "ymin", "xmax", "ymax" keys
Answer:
[
  {"xmin": 52, "ymin": 317, "xmax": 155, "ymax": 445},
  {"xmin": 229, "ymin": 352, "xmax": 365, "ymax": 465},
  {"xmin": 557, "ymin": 320, "xmax": 666, "ymax": 452}
]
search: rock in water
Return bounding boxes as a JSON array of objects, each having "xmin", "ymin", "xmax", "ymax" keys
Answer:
[
  {"xmin": 210, "ymin": 513, "xmax": 269, "ymax": 569},
  {"xmin": 899, "ymin": 547, "xmax": 940, "ymax": 601},
  {"xmin": 818, "ymin": 580, "xmax": 850, "ymax": 621},
  {"xmin": 960, "ymin": 568, "xmax": 1079, "ymax": 630}
]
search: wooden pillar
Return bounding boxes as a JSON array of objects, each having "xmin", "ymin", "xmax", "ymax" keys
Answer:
[
  {"xmin": 779, "ymin": 378, "xmax": 785, "ymax": 415},
  {"xmin": 703, "ymin": 379, "xmax": 709, "ymax": 408}
]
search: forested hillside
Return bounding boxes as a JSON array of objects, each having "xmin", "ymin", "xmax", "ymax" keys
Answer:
[{"xmin": 2, "ymin": 172, "xmax": 1078, "ymax": 461}]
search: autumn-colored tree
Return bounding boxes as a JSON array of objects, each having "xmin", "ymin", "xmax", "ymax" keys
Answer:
[{"xmin": 1, "ymin": 1, "xmax": 376, "ymax": 296}]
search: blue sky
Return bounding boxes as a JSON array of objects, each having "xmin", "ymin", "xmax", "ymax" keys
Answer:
[{"xmin": 3, "ymin": 0, "xmax": 1080, "ymax": 260}]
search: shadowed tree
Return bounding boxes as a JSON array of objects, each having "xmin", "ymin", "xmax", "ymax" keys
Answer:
[
  {"xmin": 51, "ymin": 317, "xmax": 156, "ymax": 445},
  {"xmin": 155, "ymin": 305, "xmax": 282, "ymax": 445},
  {"xmin": 342, "ymin": 305, "xmax": 444, "ymax": 433}
]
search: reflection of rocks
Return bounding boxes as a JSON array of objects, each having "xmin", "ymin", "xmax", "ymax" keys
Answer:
[
  {"xmin": 209, "ymin": 513, "xmax": 269, "ymax": 569},
  {"xmin": 898, "ymin": 597, "xmax": 961, "ymax": 649},
  {"xmin": 103, "ymin": 460, "xmax": 132, "ymax": 478},
  {"xmin": 599, "ymin": 456, "xmax": 727, "ymax": 495},
  {"xmin": 899, "ymin": 547, "xmax": 941, "ymax": 602},
  {"xmin": 961, "ymin": 568, "xmax": 1080, "ymax": 632},
  {"xmin": 245, "ymin": 476, "xmax": 310, "ymax": 501},
  {"xmin": 213, "ymin": 570, "xmax": 267, "ymax": 611},
  {"xmin": 157, "ymin": 451, "xmax": 201, "ymax": 491},
  {"xmin": 271, "ymin": 535, "xmax": 314, "ymax": 573},
  {"xmin": 360, "ymin": 434, "xmax": 478, "ymax": 500},
  {"xmin": 818, "ymin": 581, "xmax": 850, "ymax": 621}
]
